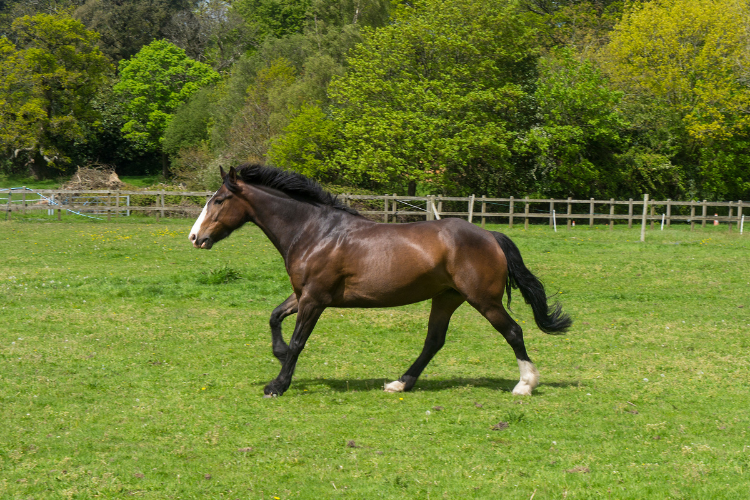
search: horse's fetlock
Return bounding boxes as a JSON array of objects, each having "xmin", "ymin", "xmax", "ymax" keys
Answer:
[{"xmin": 400, "ymin": 375, "xmax": 418, "ymax": 391}]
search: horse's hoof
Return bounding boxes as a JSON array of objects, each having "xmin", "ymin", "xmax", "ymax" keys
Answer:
[
  {"xmin": 264, "ymin": 383, "xmax": 284, "ymax": 397},
  {"xmin": 511, "ymin": 382, "xmax": 533, "ymax": 396},
  {"xmin": 384, "ymin": 380, "xmax": 406, "ymax": 393}
]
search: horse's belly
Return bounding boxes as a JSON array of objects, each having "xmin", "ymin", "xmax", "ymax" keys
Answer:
[{"xmin": 334, "ymin": 270, "xmax": 451, "ymax": 308}]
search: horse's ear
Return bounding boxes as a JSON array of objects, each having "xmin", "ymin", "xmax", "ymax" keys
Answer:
[
  {"xmin": 219, "ymin": 166, "xmax": 227, "ymax": 180},
  {"xmin": 228, "ymin": 166, "xmax": 238, "ymax": 184}
]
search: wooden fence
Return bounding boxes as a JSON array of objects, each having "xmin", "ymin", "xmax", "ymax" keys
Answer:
[{"xmin": 2, "ymin": 188, "xmax": 747, "ymax": 233}]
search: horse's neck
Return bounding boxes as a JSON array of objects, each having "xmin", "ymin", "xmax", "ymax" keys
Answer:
[{"xmin": 246, "ymin": 186, "xmax": 322, "ymax": 259}]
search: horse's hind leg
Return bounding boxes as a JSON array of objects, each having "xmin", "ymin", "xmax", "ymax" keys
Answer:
[
  {"xmin": 472, "ymin": 301, "xmax": 539, "ymax": 395},
  {"xmin": 269, "ymin": 293, "xmax": 298, "ymax": 364},
  {"xmin": 385, "ymin": 289, "xmax": 465, "ymax": 393}
]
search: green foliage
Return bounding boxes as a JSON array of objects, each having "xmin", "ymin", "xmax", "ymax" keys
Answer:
[
  {"xmin": 5, "ymin": 0, "xmax": 749, "ymax": 200},
  {"xmin": 503, "ymin": 408, "xmax": 526, "ymax": 425},
  {"xmin": 113, "ymin": 40, "xmax": 221, "ymax": 153},
  {"xmin": 0, "ymin": 13, "xmax": 112, "ymax": 177},
  {"xmin": 73, "ymin": 0, "xmax": 194, "ymax": 63},
  {"xmin": 518, "ymin": 48, "xmax": 627, "ymax": 197},
  {"xmin": 268, "ymin": 104, "xmax": 339, "ymax": 179},
  {"xmin": 605, "ymin": 0, "xmax": 750, "ymax": 200},
  {"xmin": 606, "ymin": 0, "xmax": 750, "ymax": 142},
  {"xmin": 162, "ymin": 88, "xmax": 215, "ymax": 155},
  {"xmin": 235, "ymin": 0, "xmax": 312, "ymax": 38},
  {"xmin": 197, "ymin": 263, "xmax": 243, "ymax": 284},
  {"xmin": 328, "ymin": 0, "xmax": 538, "ymax": 194},
  {"xmin": 235, "ymin": 0, "xmax": 391, "ymax": 41}
]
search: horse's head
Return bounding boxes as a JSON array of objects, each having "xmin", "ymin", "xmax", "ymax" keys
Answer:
[{"xmin": 189, "ymin": 166, "xmax": 248, "ymax": 249}]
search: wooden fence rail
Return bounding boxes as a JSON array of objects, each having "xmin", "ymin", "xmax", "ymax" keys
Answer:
[{"xmin": 1, "ymin": 188, "xmax": 747, "ymax": 233}]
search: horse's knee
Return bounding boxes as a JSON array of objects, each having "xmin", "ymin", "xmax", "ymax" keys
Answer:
[{"xmin": 270, "ymin": 311, "xmax": 283, "ymax": 330}]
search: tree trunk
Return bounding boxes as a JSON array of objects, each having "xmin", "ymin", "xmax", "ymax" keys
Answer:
[
  {"xmin": 28, "ymin": 149, "xmax": 53, "ymax": 180},
  {"xmin": 407, "ymin": 180, "xmax": 417, "ymax": 196},
  {"xmin": 161, "ymin": 150, "xmax": 170, "ymax": 179}
]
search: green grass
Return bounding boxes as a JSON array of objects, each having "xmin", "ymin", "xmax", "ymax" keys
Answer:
[
  {"xmin": 0, "ymin": 175, "xmax": 62, "ymax": 190},
  {"xmin": 0, "ymin": 174, "xmax": 164, "ymax": 191},
  {"xmin": 1, "ymin": 217, "xmax": 749, "ymax": 499}
]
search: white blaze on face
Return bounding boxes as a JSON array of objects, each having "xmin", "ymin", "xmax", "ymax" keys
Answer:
[{"xmin": 189, "ymin": 191, "xmax": 217, "ymax": 246}]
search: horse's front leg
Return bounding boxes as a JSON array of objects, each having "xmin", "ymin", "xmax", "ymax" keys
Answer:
[
  {"xmin": 269, "ymin": 293, "xmax": 298, "ymax": 364},
  {"xmin": 264, "ymin": 296, "xmax": 324, "ymax": 397}
]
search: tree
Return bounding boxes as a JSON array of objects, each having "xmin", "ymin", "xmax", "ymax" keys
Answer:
[
  {"xmin": 517, "ymin": 48, "xmax": 628, "ymax": 198},
  {"xmin": 74, "ymin": 0, "xmax": 195, "ymax": 63},
  {"xmin": 605, "ymin": 0, "xmax": 750, "ymax": 199},
  {"xmin": 606, "ymin": 0, "xmax": 750, "ymax": 142},
  {"xmin": 0, "ymin": 13, "xmax": 112, "ymax": 178},
  {"xmin": 113, "ymin": 39, "xmax": 220, "ymax": 177},
  {"xmin": 162, "ymin": 0, "xmax": 259, "ymax": 71},
  {"xmin": 234, "ymin": 0, "xmax": 312, "ymax": 39},
  {"xmin": 268, "ymin": 103, "xmax": 339, "ymax": 179},
  {"xmin": 326, "ymin": 0, "xmax": 538, "ymax": 195}
]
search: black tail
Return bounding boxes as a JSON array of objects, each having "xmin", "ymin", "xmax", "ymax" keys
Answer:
[{"xmin": 492, "ymin": 231, "xmax": 572, "ymax": 334}]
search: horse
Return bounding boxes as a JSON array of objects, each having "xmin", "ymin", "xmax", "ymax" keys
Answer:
[{"xmin": 189, "ymin": 163, "xmax": 572, "ymax": 397}]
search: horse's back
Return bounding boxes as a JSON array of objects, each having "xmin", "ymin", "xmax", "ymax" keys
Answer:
[{"xmin": 314, "ymin": 217, "xmax": 505, "ymax": 307}]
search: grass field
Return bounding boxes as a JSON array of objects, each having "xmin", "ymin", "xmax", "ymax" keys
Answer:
[
  {"xmin": 1, "ymin": 214, "xmax": 749, "ymax": 499},
  {"xmin": 0, "ymin": 175, "xmax": 163, "ymax": 190}
]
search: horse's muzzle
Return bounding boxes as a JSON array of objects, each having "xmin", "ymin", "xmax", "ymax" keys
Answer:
[{"xmin": 193, "ymin": 236, "xmax": 213, "ymax": 249}]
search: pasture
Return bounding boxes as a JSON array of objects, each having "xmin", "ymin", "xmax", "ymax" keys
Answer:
[{"xmin": 1, "ymin": 216, "xmax": 749, "ymax": 499}]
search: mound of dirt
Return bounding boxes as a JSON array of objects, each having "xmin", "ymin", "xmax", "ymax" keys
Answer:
[{"xmin": 63, "ymin": 165, "xmax": 123, "ymax": 190}]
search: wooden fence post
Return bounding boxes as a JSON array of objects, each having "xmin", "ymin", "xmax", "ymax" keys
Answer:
[
  {"xmin": 524, "ymin": 196, "xmax": 529, "ymax": 230},
  {"xmin": 640, "ymin": 194, "xmax": 649, "ymax": 242},
  {"xmin": 690, "ymin": 202, "xmax": 696, "ymax": 231},
  {"xmin": 728, "ymin": 202, "xmax": 733, "ymax": 232},
  {"xmin": 701, "ymin": 200, "xmax": 707, "ymax": 228},
  {"xmin": 427, "ymin": 196, "xmax": 434, "ymax": 221},
  {"xmin": 609, "ymin": 198, "xmax": 615, "ymax": 230},
  {"xmin": 666, "ymin": 199, "xmax": 672, "ymax": 227},
  {"xmin": 160, "ymin": 191, "xmax": 165, "ymax": 219},
  {"xmin": 468, "ymin": 194, "xmax": 475, "ymax": 223},
  {"xmin": 383, "ymin": 196, "xmax": 389, "ymax": 223},
  {"xmin": 650, "ymin": 203, "xmax": 655, "ymax": 230},
  {"xmin": 6, "ymin": 190, "xmax": 11, "ymax": 221},
  {"xmin": 509, "ymin": 196, "xmax": 514, "ymax": 228},
  {"xmin": 549, "ymin": 199, "xmax": 554, "ymax": 228},
  {"xmin": 392, "ymin": 193, "xmax": 397, "ymax": 222},
  {"xmin": 589, "ymin": 198, "xmax": 595, "ymax": 227},
  {"xmin": 481, "ymin": 195, "xmax": 486, "ymax": 228},
  {"xmin": 628, "ymin": 198, "xmax": 633, "ymax": 228},
  {"xmin": 566, "ymin": 197, "xmax": 572, "ymax": 229},
  {"xmin": 738, "ymin": 201, "xmax": 744, "ymax": 231}
]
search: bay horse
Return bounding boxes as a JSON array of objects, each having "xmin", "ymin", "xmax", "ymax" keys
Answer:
[{"xmin": 189, "ymin": 164, "xmax": 571, "ymax": 397}]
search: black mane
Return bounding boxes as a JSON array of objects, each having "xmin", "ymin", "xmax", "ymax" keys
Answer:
[{"xmin": 230, "ymin": 163, "xmax": 360, "ymax": 216}]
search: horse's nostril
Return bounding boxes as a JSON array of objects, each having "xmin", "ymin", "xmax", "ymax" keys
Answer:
[{"xmin": 189, "ymin": 233, "xmax": 196, "ymax": 241}]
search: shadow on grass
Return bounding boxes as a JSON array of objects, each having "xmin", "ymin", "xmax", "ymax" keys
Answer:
[{"xmin": 285, "ymin": 377, "xmax": 579, "ymax": 393}]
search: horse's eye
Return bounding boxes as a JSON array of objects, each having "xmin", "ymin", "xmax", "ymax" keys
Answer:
[{"xmin": 214, "ymin": 198, "xmax": 223, "ymax": 205}]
